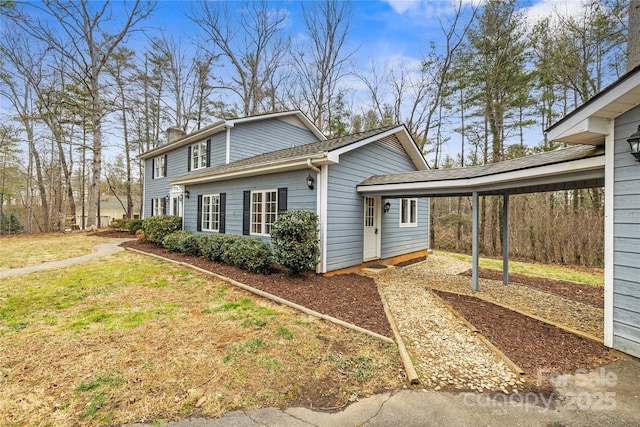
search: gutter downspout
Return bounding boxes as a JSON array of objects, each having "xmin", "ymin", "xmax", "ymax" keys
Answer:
[{"xmin": 307, "ymin": 159, "xmax": 324, "ymax": 274}]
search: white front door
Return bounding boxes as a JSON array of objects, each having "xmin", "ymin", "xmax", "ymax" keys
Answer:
[
  {"xmin": 363, "ymin": 196, "xmax": 381, "ymax": 261},
  {"xmin": 170, "ymin": 195, "xmax": 183, "ymax": 217}
]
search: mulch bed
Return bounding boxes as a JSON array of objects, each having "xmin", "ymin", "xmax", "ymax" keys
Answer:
[
  {"xmin": 433, "ymin": 290, "xmax": 616, "ymax": 376},
  {"xmin": 118, "ymin": 238, "xmax": 394, "ymax": 339},
  {"xmin": 459, "ymin": 267, "xmax": 604, "ymax": 308},
  {"xmin": 92, "ymin": 230, "xmax": 616, "ymax": 381}
]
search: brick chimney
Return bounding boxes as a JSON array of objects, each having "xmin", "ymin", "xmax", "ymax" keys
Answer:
[{"xmin": 166, "ymin": 127, "xmax": 186, "ymax": 143}]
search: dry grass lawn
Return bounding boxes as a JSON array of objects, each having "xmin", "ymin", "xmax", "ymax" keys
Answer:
[
  {"xmin": 0, "ymin": 249, "xmax": 404, "ymax": 426},
  {"xmin": 0, "ymin": 233, "xmax": 110, "ymax": 271}
]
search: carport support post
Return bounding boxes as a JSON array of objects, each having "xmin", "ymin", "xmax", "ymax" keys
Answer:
[
  {"xmin": 503, "ymin": 194, "xmax": 509, "ymax": 286},
  {"xmin": 472, "ymin": 191, "xmax": 479, "ymax": 292}
]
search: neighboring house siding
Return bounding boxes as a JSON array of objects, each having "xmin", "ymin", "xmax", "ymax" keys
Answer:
[
  {"xmin": 325, "ymin": 137, "xmax": 428, "ymax": 271},
  {"xmin": 182, "ymin": 169, "xmax": 316, "ymax": 238},
  {"xmin": 612, "ymin": 106, "xmax": 640, "ymax": 358},
  {"xmin": 229, "ymin": 119, "xmax": 319, "ymax": 163}
]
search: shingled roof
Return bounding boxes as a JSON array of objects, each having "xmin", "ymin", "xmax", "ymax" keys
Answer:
[{"xmin": 359, "ymin": 144, "xmax": 604, "ymax": 186}]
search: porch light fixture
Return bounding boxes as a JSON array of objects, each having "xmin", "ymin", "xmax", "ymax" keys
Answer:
[
  {"xmin": 384, "ymin": 201, "xmax": 391, "ymax": 213},
  {"xmin": 184, "ymin": 190, "xmax": 190, "ymax": 199},
  {"xmin": 628, "ymin": 125, "xmax": 640, "ymax": 162},
  {"xmin": 306, "ymin": 174, "xmax": 315, "ymax": 190}
]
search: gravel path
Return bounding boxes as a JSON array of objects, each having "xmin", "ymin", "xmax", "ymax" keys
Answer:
[{"xmin": 376, "ymin": 253, "xmax": 605, "ymax": 393}]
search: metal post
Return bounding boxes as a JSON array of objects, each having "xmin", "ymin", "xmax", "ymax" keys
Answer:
[
  {"xmin": 472, "ymin": 191, "xmax": 479, "ymax": 292},
  {"xmin": 503, "ymin": 193, "xmax": 509, "ymax": 286}
]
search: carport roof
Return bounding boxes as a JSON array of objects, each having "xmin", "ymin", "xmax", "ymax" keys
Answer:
[{"xmin": 357, "ymin": 144, "xmax": 605, "ymax": 197}]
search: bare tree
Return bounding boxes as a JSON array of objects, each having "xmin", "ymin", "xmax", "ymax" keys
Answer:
[
  {"xmin": 189, "ymin": 0, "xmax": 289, "ymax": 116},
  {"xmin": 290, "ymin": 0, "xmax": 356, "ymax": 135},
  {"xmin": 6, "ymin": 0, "xmax": 155, "ymax": 228}
]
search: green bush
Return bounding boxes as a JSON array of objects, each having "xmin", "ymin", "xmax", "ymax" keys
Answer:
[
  {"xmin": 221, "ymin": 236, "xmax": 273, "ymax": 274},
  {"xmin": 271, "ymin": 210, "xmax": 319, "ymax": 275},
  {"xmin": 178, "ymin": 232, "xmax": 201, "ymax": 256},
  {"xmin": 126, "ymin": 219, "xmax": 144, "ymax": 233},
  {"xmin": 162, "ymin": 230, "xmax": 193, "ymax": 252},
  {"xmin": 143, "ymin": 215, "xmax": 182, "ymax": 244},
  {"xmin": 198, "ymin": 234, "xmax": 229, "ymax": 261},
  {"xmin": 1, "ymin": 213, "xmax": 24, "ymax": 235}
]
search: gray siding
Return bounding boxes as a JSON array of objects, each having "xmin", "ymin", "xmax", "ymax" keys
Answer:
[
  {"xmin": 325, "ymin": 137, "xmax": 429, "ymax": 271},
  {"xmin": 210, "ymin": 132, "xmax": 227, "ymax": 167},
  {"xmin": 612, "ymin": 106, "xmax": 640, "ymax": 358},
  {"xmin": 143, "ymin": 146, "xmax": 188, "ymax": 217},
  {"xmin": 229, "ymin": 119, "xmax": 319, "ymax": 163},
  {"xmin": 182, "ymin": 169, "xmax": 316, "ymax": 239}
]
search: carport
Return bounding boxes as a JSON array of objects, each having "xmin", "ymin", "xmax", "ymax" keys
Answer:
[{"xmin": 357, "ymin": 144, "xmax": 605, "ymax": 292}]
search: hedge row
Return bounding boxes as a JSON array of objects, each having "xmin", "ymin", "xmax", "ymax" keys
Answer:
[
  {"xmin": 161, "ymin": 230, "xmax": 273, "ymax": 274},
  {"xmin": 109, "ymin": 218, "xmax": 144, "ymax": 234}
]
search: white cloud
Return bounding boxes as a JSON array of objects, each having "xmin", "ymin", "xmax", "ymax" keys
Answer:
[{"xmin": 522, "ymin": 0, "xmax": 589, "ymax": 27}]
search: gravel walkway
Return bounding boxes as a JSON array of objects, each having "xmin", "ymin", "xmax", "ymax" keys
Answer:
[{"xmin": 376, "ymin": 253, "xmax": 604, "ymax": 393}]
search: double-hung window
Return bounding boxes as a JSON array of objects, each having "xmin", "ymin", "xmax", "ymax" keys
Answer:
[
  {"xmin": 190, "ymin": 141, "xmax": 208, "ymax": 170},
  {"xmin": 153, "ymin": 155, "xmax": 166, "ymax": 178},
  {"xmin": 251, "ymin": 190, "xmax": 277, "ymax": 235},
  {"xmin": 400, "ymin": 198, "xmax": 417, "ymax": 227},
  {"xmin": 201, "ymin": 194, "xmax": 220, "ymax": 232},
  {"xmin": 152, "ymin": 197, "xmax": 166, "ymax": 216}
]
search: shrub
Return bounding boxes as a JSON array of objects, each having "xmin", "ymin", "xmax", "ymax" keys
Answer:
[
  {"xmin": 198, "ymin": 234, "xmax": 228, "ymax": 261},
  {"xmin": 1, "ymin": 213, "xmax": 24, "ymax": 235},
  {"xmin": 178, "ymin": 232, "xmax": 201, "ymax": 256},
  {"xmin": 143, "ymin": 215, "xmax": 183, "ymax": 244},
  {"xmin": 271, "ymin": 210, "xmax": 319, "ymax": 275},
  {"xmin": 221, "ymin": 236, "xmax": 273, "ymax": 274},
  {"xmin": 126, "ymin": 219, "xmax": 144, "ymax": 234},
  {"xmin": 162, "ymin": 230, "xmax": 193, "ymax": 252}
]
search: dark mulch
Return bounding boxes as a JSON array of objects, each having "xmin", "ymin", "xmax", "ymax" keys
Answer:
[
  {"xmin": 93, "ymin": 230, "xmax": 616, "ymax": 382},
  {"xmin": 119, "ymin": 238, "xmax": 393, "ymax": 339},
  {"xmin": 433, "ymin": 290, "xmax": 616, "ymax": 376},
  {"xmin": 459, "ymin": 267, "xmax": 603, "ymax": 308}
]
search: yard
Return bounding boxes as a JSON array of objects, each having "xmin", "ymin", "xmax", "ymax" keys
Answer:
[
  {"xmin": 0, "ymin": 232, "xmax": 618, "ymax": 426},
  {"xmin": 0, "ymin": 235, "xmax": 404, "ymax": 426}
]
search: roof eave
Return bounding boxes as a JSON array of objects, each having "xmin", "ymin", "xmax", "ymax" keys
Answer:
[{"xmin": 171, "ymin": 153, "xmax": 329, "ymax": 185}]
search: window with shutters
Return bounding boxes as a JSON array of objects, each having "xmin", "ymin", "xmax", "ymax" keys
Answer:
[
  {"xmin": 201, "ymin": 194, "xmax": 220, "ymax": 232},
  {"xmin": 251, "ymin": 190, "xmax": 277, "ymax": 235},
  {"xmin": 190, "ymin": 141, "xmax": 208, "ymax": 170},
  {"xmin": 400, "ymin": 198, "xmax": 417, "ymax": 227},
  {"xmin": 153, "ymin": 155, "xmax": 166, "ymax": 178}
]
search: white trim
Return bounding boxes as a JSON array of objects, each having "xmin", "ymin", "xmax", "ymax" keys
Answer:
[
  {"xmin": 357, "ymin": 155, "xmax": 605, "ymax": 195},
  {"xmin": 547, "ymin": 74, "xmax": 640, "ymax": 142},
  {"xmin": 190, "ymin": 141, "xmax": 208, "ymax": 170},
  {"xmin": 250, "ymin": 189, "xmax": 278, "ymax": 237},
  {"xmin": 399, "ymin": 198, "xmax": 418, "ymax": 227},
  {"xmin": 318, "ymin": 164, "xmax": 328, "ymax": 273},
  {"xmin": 142, "ymin": 162, "xmax": 147, "ymax": 218},
  {"xmin": 604, "ymin": 122, "xmax": 615, "ymax": 348},
  {"xmin": 225, "ymin": 126, "xmax": 231, "ymax": 164},
  {"xmin": 172, "ymin": 154, "xmax": 328, "ymax": 185},
  {"xmin": 551, "ymin": 117, "xmax": 611, "ymax": 144},
  {"xmin": 201, "ymin": 194, "xmax": 221, "ymax": 232},
  {"xmin": 363, "ymin": 196, "xmax": 382, "ymax": 261}
]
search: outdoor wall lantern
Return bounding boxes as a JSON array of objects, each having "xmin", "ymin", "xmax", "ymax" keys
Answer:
[
  {"xmin": 384, "ymin": 200, "xmax": 391, "ymax": 213},
  {"xmin": 628, "ymin": 125, "xmax": 640, "ymax": 162},
  {"xmin": 184, "ymin": 190, "xmax": 190, "ymax": 199},
  {"xmin": 306, "ymin": 174, "xmax": 315, "ymax": 190}
]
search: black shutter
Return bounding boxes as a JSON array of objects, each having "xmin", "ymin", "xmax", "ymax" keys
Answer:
[
  {"xmin": 219, "ymin": 193, "xmax": 226, "ymax": 234},
  {"xmin": 162, "ymin": 197, "xmax": 167, "ymax": 215},
  {"xmin": 187, "ymin": 146, "xmax": 192, "ymax": 171},
  {"xmin": 206, "ymin": 139, "xmax": 211, "ymax": 167},
  {"xmin": 151, "ymin": 158, "xmax": 155, "ymax": 179},
  {"xmin": 150, "ymin": 198, "xmax": 154, "ymax": 217},
  {"xmin": 163, "ymin": 154, "xmax": 168, "ymax": 177},
  {"xmin": 277, "ymin": 187, "xmax": 288, "ymax": 215},
  {"xmin": 197, "ymin": 195, "xmax": 203, "ymax": 231},
  {"xmin": 242, "ymin": 190, "xmax": 250, "ymax": 235}
]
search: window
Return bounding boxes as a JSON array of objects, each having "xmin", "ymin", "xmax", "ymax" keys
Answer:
[
  {"xmin": 152, "ymin": 198, "xmax": 166, "ymax": 216},
  {"xmin": 190, "ymin": 141, "xmax": 208, "ymax": 170},
  {"xmin": 400, "ymin": 198, "xmax": 417, "ymax": 227},
  {"xmin": 201, "ymin": 194, "xmax": 220, "ymax": 232},
  {"xmin": 153, "ymin": 155, "xmax": 166, "ymax": 178},
  {"xmin": 251, "ymin": 190, "xmax": 277, "ymax": 235}
]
